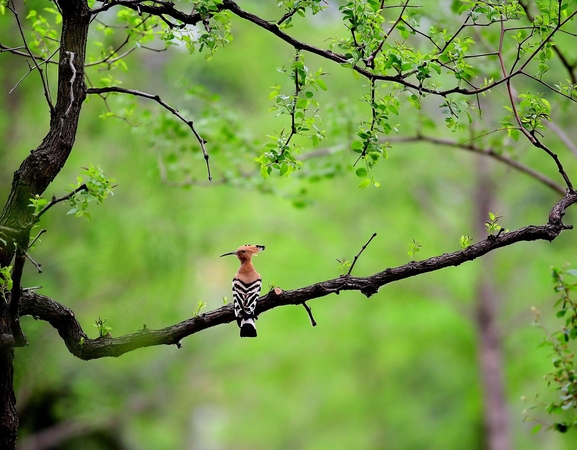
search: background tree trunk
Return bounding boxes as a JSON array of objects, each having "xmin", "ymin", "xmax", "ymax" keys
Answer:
[{"xmin": 474, "ymin": 156, "xmax": 511, "ymax": 450}]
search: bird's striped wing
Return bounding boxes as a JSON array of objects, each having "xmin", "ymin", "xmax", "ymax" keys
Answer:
[{"xmin": 231, "ymin": 277, "xmax": 262, "ymax": 321}]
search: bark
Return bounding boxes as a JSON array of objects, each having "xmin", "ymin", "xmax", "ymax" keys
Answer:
[{"xmin": 0, "ymin": 348, "xmax": 17, "ymax": 450}]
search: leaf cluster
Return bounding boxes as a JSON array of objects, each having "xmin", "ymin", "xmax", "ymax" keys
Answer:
[
  {"xmin": 528, "ymin": 265, "xmax": 577, "ymax": 432},
  {"xmin": 67, "ymin": 165, "xmax": 116, "ymax": 219},
  {"xmin": 485, "ymin": 212, "xmax": 507, "ymax": 236},
  {"xmin": 93, "ymin": 317, "xmax": 112, "ymax": 338},
  {"xmin": 258, "ymin": 52, "xmax": 327, "ymax": 179}
]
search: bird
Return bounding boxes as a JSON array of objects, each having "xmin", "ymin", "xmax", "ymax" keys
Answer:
[{"xmin": 220, "ymin": 244, "xmax": 265, "ymax": 338}]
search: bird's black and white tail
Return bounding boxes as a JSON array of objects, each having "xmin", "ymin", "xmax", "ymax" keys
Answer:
[{"xmin": 232, "ymin": 278, "xmax": 261, "ymax": 338}]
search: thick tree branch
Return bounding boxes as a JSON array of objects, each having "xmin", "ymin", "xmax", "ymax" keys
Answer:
[
  {"xmin": 92, "ymin": 1, "xmax": 577, "ymax": 102},
  {"xmin": 0, "ymin": 0, "xmax": 91, "ymax": 266},
  {"xmin": 18, "ymin": 191, "xmax": 577, "ymax": 360},
  {"xmin": 219, "ymin": 1, "xmax": 577, "ymax": 98}
]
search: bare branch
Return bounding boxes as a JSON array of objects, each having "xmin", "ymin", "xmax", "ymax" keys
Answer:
[
  {"xmin": 0, "ymin": 42, "xmax": 27, "ymax": 56},
  {"xmin": 86, "ymin": 45, "xmax": 138, "ymax": 68},
  {"xmin": 346, "ymin": 232, "xmax": 377, "ymax": 277},
  {"xmin": 391, "ymin": 134, "xmax": 565, "ymax": 195},
  {"xmin": 301, "ymin": 302, "xmax": 317, "ymax": 327},
  {"xmin": 4, "ymin": 45, "xmax": 60, "ymax": 97},
  {"xmin": 87, "ymin": 86, "xmax": 212, "ymax": 181},
  {"xmin": 0, "ymin": 42, "xmax": 59, "ymax": 63},
  {"xmin": 28, "ymin": 229, "xmax": 46, "ymax": 250},
  {"xmin": 23, "ymin": 252, "xmax": 41, "ymax": 273},
  {"xmin": 7, "ymin": 1, "xmax": 54, "ymax": 113}
]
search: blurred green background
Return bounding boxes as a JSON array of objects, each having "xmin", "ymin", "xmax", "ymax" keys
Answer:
[{"xmin": 2, "ymin": 1, "xmax": 577, "ymax": 449}]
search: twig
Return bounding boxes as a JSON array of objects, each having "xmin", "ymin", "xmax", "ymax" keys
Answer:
[
  {"xmin": 7, "ymin": 46, "xmax": 60, "ymax": 95},
  {"xmin": 28, "ymin": 229, "xmax": 46, "ymax": 249},
  {"xmin": 302, "ymin": 302, "xmax": 317, "ymax": 327},
  {"xmin": 7, "ymin": 1, "xmax": 54, "ymax": 113},
  {"xmin": 22, "ymin": 286, "xmax": 42, "ymax": 292},
  {"xmin": 87, "ymin": 86, "xmax": 212, "ymax": 181},
  {"xmin": 24, "ymin": 252, "xmax": 42, "ymax": 273},
  {"xmin": 346, "ymin": 232, "xmax": 377, "ymax": 276},
  {"xmin": 365, "ymin": 0, "xmax": 409, "ymax": 67}
]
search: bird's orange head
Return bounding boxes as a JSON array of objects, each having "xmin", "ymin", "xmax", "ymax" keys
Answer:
[{"xmin": 220, "ymin": 244, "xmax": 265, "ymax": 263}]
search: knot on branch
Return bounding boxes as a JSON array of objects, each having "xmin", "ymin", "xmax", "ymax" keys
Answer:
[{"xmin": 361, "ymin": 285, "xmax": 379, "ymax": 298}]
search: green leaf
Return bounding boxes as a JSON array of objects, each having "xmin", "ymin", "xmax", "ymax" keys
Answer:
[
  {"xmin": 358, "ymin": 178, "xmax": 371, "ymax": 188},
  {"xmin": 296, "ymin": 97, "xmax": 309, "ymax": 109},
  {"xmin": 316, "ymin": 78, "xmax": 328, "ymax": 91},
  {"xmin": 260, "ymin": 165, "xmax": 270, "ymax": 179},
  {"xmin": 355, "ymin": 167, "xmax": 367, "ymax": 178},
  {"xmin": 351, "ymin": 140, "xmax": 363, "ymax": 153}
]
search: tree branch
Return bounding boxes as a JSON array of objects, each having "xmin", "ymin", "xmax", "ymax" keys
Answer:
[
  {"xmin": 87, "ymin": 86, "xmax": 212, "ymax": 181},
  {"xmin": 92, "ymin": 0, "xmax": 577, "ymax": 102},
  {"xmin": 18, "ymin": 191, "xmax": 577, "ymax": 360},
  {"xmin": 497, "ymin": 17, "xmax": 574, "ymax": 192}
]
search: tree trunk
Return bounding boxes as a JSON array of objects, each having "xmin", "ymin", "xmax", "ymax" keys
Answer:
[
  {"xmin": 474, "ymin": 156, "xmax": 511, "ymax": 450},
  {"xmin": 0, "ymin": 1, "xmax": 91, "ymax": 447},
  {"xmin": 0, "ymin": 347, "xmax": 17, "ymax": 449}
]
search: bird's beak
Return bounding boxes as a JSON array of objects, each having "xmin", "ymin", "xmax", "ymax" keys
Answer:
[{"xmin": 220, "ymin": 251, "xmax": 236, "ymax": 257}]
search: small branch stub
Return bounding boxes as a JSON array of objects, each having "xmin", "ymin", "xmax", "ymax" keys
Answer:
[{"xmin": 302, "ymin": 302, "xmax": 317, "ymax": 327}]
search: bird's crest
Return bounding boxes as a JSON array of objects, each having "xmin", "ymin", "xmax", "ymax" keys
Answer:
[{"xmin": 220, "ymin": 244, "xmax": 265, "ymax": 258}]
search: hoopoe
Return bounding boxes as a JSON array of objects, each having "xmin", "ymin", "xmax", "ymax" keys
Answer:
[{"xmin": 220, "ymin": 244, "xmax": 265, "ymax": 338}]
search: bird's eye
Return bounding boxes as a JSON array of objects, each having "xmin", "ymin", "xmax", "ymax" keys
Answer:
[{"xmin": 241, "ymin": 250, "xmax": 245, "ymax": 253}]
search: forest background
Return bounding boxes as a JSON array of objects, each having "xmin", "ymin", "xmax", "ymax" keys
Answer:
[{"xmin": 1, "ymin": 0, "xmax": 577, "ymax": 449}]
